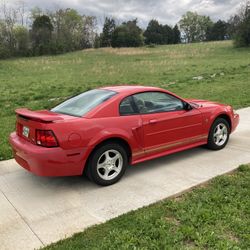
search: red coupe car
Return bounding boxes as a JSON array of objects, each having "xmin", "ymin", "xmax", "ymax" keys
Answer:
[{"xmin": 9, "ymin": 86, "xmax": 239, "ymax": 185}]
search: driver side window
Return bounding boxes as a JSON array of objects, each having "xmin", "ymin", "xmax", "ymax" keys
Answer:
[{"xmin": 133, "ymin": 91, "xmax": 184, "ymax": 114}]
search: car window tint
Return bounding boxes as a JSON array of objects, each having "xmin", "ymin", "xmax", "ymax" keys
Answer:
[
  {"xmin": 133, "ymin": 92, "xmax": 184, "ymax": 114},
  {"xmin": 51, "ymin": 89, "xmax": 117, "ymax": 117},
  {"xmin": 120, "ymin": 96, "xmax": 138, "ymax": 116}
]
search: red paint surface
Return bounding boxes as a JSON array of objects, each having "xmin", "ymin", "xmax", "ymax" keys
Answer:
[{"xmin": 9, "ymin": 86, "xmax": 239, "ymax": 176}]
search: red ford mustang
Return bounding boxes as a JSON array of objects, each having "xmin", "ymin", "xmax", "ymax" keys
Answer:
[{"xmin": 9, "ymin": 86, "xmax": 239, "ymax": 185}]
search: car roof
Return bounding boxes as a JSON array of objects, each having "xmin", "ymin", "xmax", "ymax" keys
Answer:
[{"xmin": 100, "ymin": 85, "xmax": 163, "ymax": 95}]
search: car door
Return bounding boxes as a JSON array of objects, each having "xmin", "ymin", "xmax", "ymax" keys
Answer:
[
  {"xmin": 119, "ymin": 95, "xmax": 145, "ymax": 160},
  {"xmin": 132, "ymin": 91, "xmax": 204, "ymax": 155}
]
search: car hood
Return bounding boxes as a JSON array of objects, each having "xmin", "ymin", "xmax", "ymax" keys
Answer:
[{"xmin": 185, "ymin": 99, "xmax": 226, "ymax": 108}]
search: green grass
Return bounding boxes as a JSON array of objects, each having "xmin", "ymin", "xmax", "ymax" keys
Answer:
[
  {"xmin": 44, "ymin": 164, "xmax": 250, "ymax": 250},
  {"xmin": 1, "ymin": 41, "xmax": 250, "ymax": 160}
]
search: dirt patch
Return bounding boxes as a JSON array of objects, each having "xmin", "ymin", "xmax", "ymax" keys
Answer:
[
  {"xmin": 225, "ymin": 231, "xmax": 240, "ymax": 243},
  {"xmin": 98, "ymin": 47, "xmax": 151, "ymax": 56},
  {"xmin": 165, "ymin": 216, "xmax": 180, "ymax": 226}
]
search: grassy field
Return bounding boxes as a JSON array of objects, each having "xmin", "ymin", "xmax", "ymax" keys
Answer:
[
  {"xmin": 44, "ymin": 165, "xmax": 250, "ymax": 250},
  {"xmin": 0, "ymin": 41, "xmax": 250, "ymax": 160}
]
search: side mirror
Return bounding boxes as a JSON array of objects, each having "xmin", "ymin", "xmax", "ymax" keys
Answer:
[{"xmin": 184, "ymin": 102, "xmax": 193, "ymax": 111}]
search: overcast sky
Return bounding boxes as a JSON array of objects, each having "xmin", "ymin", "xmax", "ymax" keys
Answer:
[{"xmin": 3, "ymin": 0, "xmax": 244, "ymax": 29}]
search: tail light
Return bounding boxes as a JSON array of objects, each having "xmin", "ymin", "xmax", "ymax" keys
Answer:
[
  {"xmin": 36, "ymin": 130, "xmax": 59, "ymax": 147},
  {"xmin": 16, "ymin": 122, "xmax": 22, "ymax": 136}
]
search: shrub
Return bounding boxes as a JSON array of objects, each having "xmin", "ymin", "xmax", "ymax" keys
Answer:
[{"xmin": 0, "ymin": 44, "xmax": 11, "ymax": 59}]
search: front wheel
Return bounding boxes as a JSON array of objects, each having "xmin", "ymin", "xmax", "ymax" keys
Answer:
[
  {"xmin": 86, "ymin": 143, "xmax": 128, "ymax": 186},
  {"xmin": 206, "ymin": 118, "xmax": 230, "ymax": 150}
]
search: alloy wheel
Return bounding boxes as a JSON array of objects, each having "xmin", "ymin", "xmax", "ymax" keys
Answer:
[
  {"xmin": 213, "ymin": 123, "xmax": 228, "ymax": 146},
  {"xmin": 97, "ymin": 149, "xmax": 123, "ymax": 181}
]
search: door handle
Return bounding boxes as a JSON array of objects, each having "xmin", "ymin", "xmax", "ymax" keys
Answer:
[{"xmin": 149, "ymin": 119, "xmax": 157, "ymax": 124}]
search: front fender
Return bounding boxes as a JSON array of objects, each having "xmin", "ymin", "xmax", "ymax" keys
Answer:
[{"xmin": 202, "ymin": 106, "xmax": 232, "ymax": 132}]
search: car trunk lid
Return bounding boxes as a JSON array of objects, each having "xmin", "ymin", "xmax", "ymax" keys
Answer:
[{"xmin": 15, "ymin": 108, "xmax": 75, "ymax": 144}]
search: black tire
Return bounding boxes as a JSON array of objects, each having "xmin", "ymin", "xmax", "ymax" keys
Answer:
[
  {"xmin": 85, "ymin": 143, "xmax": 128, "ymax": 186},
  {"xmin": 206, "ymin": 118, "xmax": 230, "ymax": 150}
]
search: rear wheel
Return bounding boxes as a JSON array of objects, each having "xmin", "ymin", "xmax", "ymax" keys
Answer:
[
  {"xmin": 86, "ymin": 143, "xmax": 128, "ymax": 186},
  {"xmin": 207, "ymin": 118, "xmax": 230, "ymax": 150}
]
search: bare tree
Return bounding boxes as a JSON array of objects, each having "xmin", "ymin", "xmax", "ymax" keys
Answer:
[
  {"xmin": 0, "ymin": 1, "xmax": 18, "ymax": 50},
  {"xmin": 16, "ymin": 0, "xmax": 25, "ymax": 25},
  {"xmin": 82, "ymin": 15, "xmax": 97, "ymax": 48}
]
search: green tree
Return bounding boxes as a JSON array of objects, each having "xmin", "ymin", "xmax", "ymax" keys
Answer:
[
  {"xmin": 111, "ymin": 19, "xmax": 143, "ymax": 47},
  {"xmin": 144, "ymin": 20, "xmax": 176, "ymax": 45},
  {"xmin": 100, "ymin": 17, "xmax": 116, "ymax": 47},
  {"xmin": 0, "ymin": 3, "xmax": 30, "ymax": 58},
  {"xmin": 52, "ymin": 9, "xmax": 83, "ymax": 51},
  {"xmin": 31, "ymin": 15, "xmax": 53, "ymax": 55},
  {"xmin": 94, "ymin": 34, "xmax": 101, "ymax": 48},
  {"xmin": 144, "ymin": 19, "xmax": 164, "ymax": 44},
  {"xmin": 50, "ymin": 9, "xmax": 96, "ymax": 52},
  {"xmin": 207, "ymin": 20, "xmax": 228, "ymax": 41},
  {"xmin": 0, "ymin": 2, "xmax": 17, "ymax": 56},
  {"xmin": 0, "ymin": 21, "xmax": 11, "ymax": 58},
  {"xmin": 179, "ymin": 11, "xmax": 213, "ymax": 42},
  {"xmin": 162, "ymin": 24, "xmax": 174, "ymax": 44},
  {"xmin": 1, "ymin": 5, "xmax": 97, "ymax": 58},
  {"xmin": 234, "ymin": 1, "xmax": 250, "ymax": 47},
  {"xmin": 13, "ymin": 26, "xmax": 29, "ymax": 56},
  {"xmin": 228, "ymin": 15, "xmax": 241, "ymax": 38},
  {"xmin": 172, "ymin": 24, "xmax": 181, "ymax": 44}
]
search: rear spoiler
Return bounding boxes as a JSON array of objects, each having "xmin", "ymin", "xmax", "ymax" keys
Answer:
[{"xmin": 15, "ymin": 108, "xmax": 64, "ymax": 122}]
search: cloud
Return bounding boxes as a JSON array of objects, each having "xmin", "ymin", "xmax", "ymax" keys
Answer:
[{"xmin": 2, "ymin": 0, "xmax": 244, "ymax": 29}]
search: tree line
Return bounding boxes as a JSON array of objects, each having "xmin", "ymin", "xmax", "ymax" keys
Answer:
[
  {"xmin": 0, "ymin": 5, "xmax": 97, "ymax": 58},
  {"xmin": 0, "ymin": 1, "xmax": 249, "ymax": 59}
]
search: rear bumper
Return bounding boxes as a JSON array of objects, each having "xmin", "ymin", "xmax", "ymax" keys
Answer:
[
  {"xmin": 9, "ymin": 132, "xmax": 88, "ymax": 176},
  {"xmin": 231, "ymin": 113, "xmax": 240, "ymax": 133}
]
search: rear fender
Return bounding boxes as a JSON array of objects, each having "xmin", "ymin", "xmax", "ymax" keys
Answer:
[{"xmin": 88, "ymin": 128, "xmax": 132, "ymax": 148}]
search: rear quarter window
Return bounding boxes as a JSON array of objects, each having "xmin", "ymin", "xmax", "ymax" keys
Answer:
[
  {"xmin": 119, "ymin": 96, "xmax": 138, "ymax": 116},
  {"xmin": 51, "ymin": 89, "xmax": 117, "ymax": 117}
]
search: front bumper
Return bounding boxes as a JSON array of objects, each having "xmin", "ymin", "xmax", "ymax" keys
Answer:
[
  {"xmin": 9, "ymin": 132, "xmax": 87, "ymax": 176},
  {"xmin": 231, "ymin": 113, "xmax": 240, "ymax": 133}
]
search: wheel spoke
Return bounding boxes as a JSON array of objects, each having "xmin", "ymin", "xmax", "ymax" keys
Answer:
[
  {"xmin": 112, "ymin": 167, "xmax": 120, "ymax": 173},
  {"xmin": 215, "ymin": 136, "xmax": 220, "ymax": 144},
  {"xmin": 97, "ymin": 162, "xmax": 106, "ymax": 170},
  {"xmin": 112, "ymin": 154, "xmax": 120, "ymax": 163},
  {"xmin": 104, "ymin": 151, "xmax": 111, "ymax": 161},
  {"xmin": 103, "ymin": 168, "xmax": 110, "ymax": 178},
  {"xmin": 214, "ymin": 131, "xmax": 220, "ymax": 136}
]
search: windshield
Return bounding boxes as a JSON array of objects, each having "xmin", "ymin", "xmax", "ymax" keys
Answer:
[{"xmin": 51, "ymin": 89, "xmax": 117, "ymax": 117}]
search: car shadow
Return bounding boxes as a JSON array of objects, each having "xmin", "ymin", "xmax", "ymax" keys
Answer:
[
  {"xmin": 24, "ymin": 146, "xmax": 209, "ymax": 192},
  {"xmin": 125, "ymin": 147, "xmax": 207, "ymax": 177}
]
